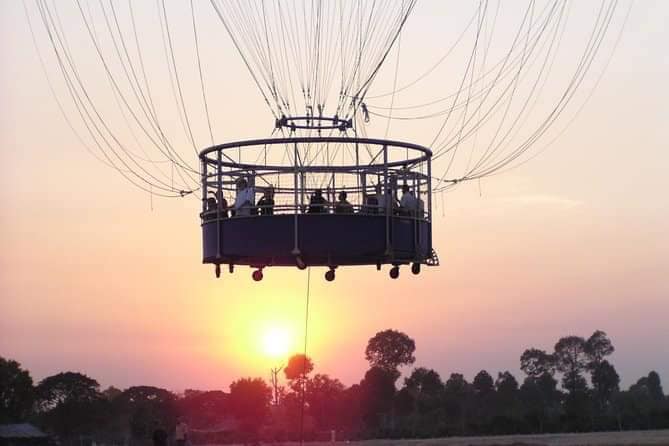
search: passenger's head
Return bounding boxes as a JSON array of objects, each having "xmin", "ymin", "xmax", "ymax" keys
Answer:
[
  {"xmin": 338, "ymin": 191, "xmax": 347, "ymax": 201},
  {"xmin": 236, "ymin": 178, "xmax": 248, "ymax": 190},
  {"xmin": 402, "ymin": 184, "xmax": 410, "ymax": 193},
  {"xmin": 206, "ymin": 197, "xmax": 216, "ymax": 209},
  {"xmin": 264, "ymin": 187, "xmax": 274, "ymax": 198},
  {"xmin": 314, "ymin": 188, "xmax": 323, "ymax": 198}
]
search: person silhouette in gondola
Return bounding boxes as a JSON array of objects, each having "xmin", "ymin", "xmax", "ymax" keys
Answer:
[
  {"xmin": 335, "ymin": 191, "xmax": 354, "ymax": 214},
  {"xmin": 256, "ymin": 186, "xmax": 275, "ymax": 215},
  {"xmin": 308, "ymin": 188, "xmax": 328, "ymax": 213},
  {"xmin": 399, "ymin": 184, "xmax": 418, "ymax": 216},
  {"xmin": 233, "ymin": 177, "xmax": 254, "ymax": 217}
]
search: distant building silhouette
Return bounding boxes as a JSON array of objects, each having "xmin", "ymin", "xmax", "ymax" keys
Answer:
[{"xmin": 0, "ymin": 423, "xmax": 51, "ymax": 446}]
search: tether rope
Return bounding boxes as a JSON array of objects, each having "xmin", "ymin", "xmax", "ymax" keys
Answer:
[{"xmin": 299, "ymin": 267, "xmax": 311, "ymax": 446}]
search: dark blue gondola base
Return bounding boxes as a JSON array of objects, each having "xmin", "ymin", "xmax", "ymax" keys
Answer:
[{"xmin": 202, "ymin": 214, "xmax": 431, "ymax": 267}]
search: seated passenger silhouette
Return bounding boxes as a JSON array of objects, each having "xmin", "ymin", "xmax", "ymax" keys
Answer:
[
  {"xmin": 399, "ymin": 184, "xmax": 418, "ymax": 216},
  {"xmin": 204, "ymin": 197, "xmax": 217, "ymax": 221},
  {"xmin": 233, "ymin": 178, "xmax": 254, "ymax": 217},
  {"xmin": 308, "ymin": 188, "xmax": 328, "ymax": 214},
  {"xmin": 256, "ymin": 187, "xmax": 275, "ymax": 216},
  {"xmin": 204, "ymin": 192, "xmax": 228, "ymax": 220},
  {"xmin": 334, "ymin": 191, "xmax": 354, "ymax": 214}
]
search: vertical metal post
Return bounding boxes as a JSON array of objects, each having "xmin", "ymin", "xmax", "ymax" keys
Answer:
[
  {"xmin": 412, "ymin": 172, "xmax": 423, "ymax": 260},
  {"xmin": 427, "ymin": 156, "xmax": 433, "ymax": 258},
  {"xmin": 201, "ymin": 157, "xmax": 207, "ymax": 211},
  {"xmin": 216, "ymin": 149, "xmax": 222, "ymax": 260},
  {"xmin": 414, "ymin": 175, "xmax": 419, "ymax": 208},
  {"xmin": 427, "ymin": 157, "xmax": 432, "ymax": 222},
  {"xmin": 300, "ymin": 172, "xmax": 306, "ymax": 210},
  {"xmin": 292, "ymin": 142, "xmax": 300, "ymax": 255},
  {"xmin": 413, "ymin": 172, "xmax": 419, "ymax": 260},
  {"xmin": 355, "ymin": 141, "xmax": 360, "ymax": 192},
  {"xmin": 331, "ymin": 172, "xmax": 336, "ymax": 211},
  {"xmin": 383, "ymin": 145, "xmax": 391, "ymax": 256},
  {"xmin": 361, "ymin": 172, "xmax": 367, "ymax": 212}
]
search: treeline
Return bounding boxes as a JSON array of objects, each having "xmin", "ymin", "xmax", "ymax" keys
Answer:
[{"xmin": 1, "ymin": 329, "xmax": 668, "ymax": 444}]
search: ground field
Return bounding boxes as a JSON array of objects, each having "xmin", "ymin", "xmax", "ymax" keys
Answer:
[
  {"xmin": 273, "ymin": 430, "xmax": 669, "ymax": 446},
  {"xmin": 357, "ymin": 430, "xmax": 669, "ymax": 446}
]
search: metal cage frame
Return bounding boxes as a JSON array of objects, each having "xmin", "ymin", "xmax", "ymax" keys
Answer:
[{"xmin": 199, "ymin": 136, "xmax": 436, "ymax": 281}]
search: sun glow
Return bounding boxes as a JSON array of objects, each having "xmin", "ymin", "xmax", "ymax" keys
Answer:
[
  {"xmin": 198, "ymin": 279, "xmax": 358, "ymax": 377},
  {"xmin": 261, "ymin": 325, "xmax": 294, "ymax": 358}
]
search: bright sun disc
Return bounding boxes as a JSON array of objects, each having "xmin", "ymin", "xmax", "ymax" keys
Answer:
[{"xmin": 261, "ymin": 326, "xmax": 292, "ymax": 358}]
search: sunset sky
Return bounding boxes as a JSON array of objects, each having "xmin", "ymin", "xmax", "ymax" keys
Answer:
[{"xmin": 1, "ymin": 1, "xmax": 667, "ymax": 393}]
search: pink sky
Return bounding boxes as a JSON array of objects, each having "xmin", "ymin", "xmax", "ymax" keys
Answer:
[{"xmin": 1, "ymin": 1, "xmax": 667, "ymax": 392}]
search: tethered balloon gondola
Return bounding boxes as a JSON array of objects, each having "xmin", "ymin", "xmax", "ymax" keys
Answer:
[
  {"xmin": 26, "ymin": 0, "xmax": 628, "ymax": 282},
  {"xmin": 200, "ymin": 116, "xmax": 439, "ymax": 282}
]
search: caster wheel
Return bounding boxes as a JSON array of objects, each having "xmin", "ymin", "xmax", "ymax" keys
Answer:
[
  {"xmin": 252, "ymin": 269, "xmax": 263, "ymax": 282},
  {"xmin": 411, "ymin": 263, "xmax": 421, "ymax": 275},
  {"xmin": 389, "ymin": 266, "xmax": 399, "ymax": 279},
  {"xmin": 215, "ymin": 264, "xmax": 221, "ymax": 278},
  {"xmin": 229, "ymin": 264, "xmax": 234, "ymax": 273},
  {"xmin": 296, "ymin": 256, "xmax": 307, "ymax": 270},
  {"xmin": 376, "ymin": 262, "xmax": 382, "ymax": 271},
  {"xmin": 325, "ymin": 269, "xmax": 335, "ymax": 282}
]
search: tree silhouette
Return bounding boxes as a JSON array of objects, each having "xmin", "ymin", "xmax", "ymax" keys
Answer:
[
  {"xmin": 228, "ymin": 378, "xmax": 272, "ymax": 437},
  {"xmin": 405, "ymin": 367, "xmax": 443, "ymax": 416},
  {"xmin": 443, "ymin": 373, "xmax": 472, "ymax": 435},
  {"xmin": 554, "ymin": 336, "xmax": 594, "ymax": 428},
  {"xmin": 553, "ymin": 336, "xmax": 589, "ymax": 394},
  {"xmin": 36, "ymin": 372, "xmax": 100, "ymax": 411},
  {"xmin": 493, "ymin": 371, "xmax": 521, "ymax": 433},
  {"xmin": 178, "ymin": 390, "xmax": 229, "ymax": 428},
  {"xmin": 101, "ymin": 386, "xmax": 122, "ymax": 401},
  {"xmin": 520, "ymin": 348, "xmax": 556, "ymax": 378},
  {"xmin": 0, "ymin": 357, "xmax": 34, "ymax": 423},
  {"xmin": 359, "ymin": 367, "xmax": 396, "ymax": 432},
  {"xmin": 284, "ymin": 353, "xmax": 314, "ymax": 398},
  {"xmin": 336, "ymin": 384, "xmax": 364, "ymax": 434},
  {"xmin": 646, "ymin": 371, "xmax": 665, "ymax": 403},
  {"xmin": 118, "ymin": 386, "xmax": 177, "ymax": 439},
  {"xmin": 520, "ymin": 372, "xmax": 561, "ymax": 433},
  {"xmin": 35, "ymin": 372, "xmax": 107, "ymax": 438},
  {"xmin": 585, "ymin": 330, "xmax": 614, "ymax": 368},
  {"xmin": 473, "ymin": 370, "xmax": 495, "ymax": 397},
  {"xmin": 284, "ymin": 353, "xmax": 314, "ymax": 381},
  {"xmin": 305, "ymin": 373, "xmax": 345, "ymax": 430},
  {"xmin": 365, "ymin": 329, "xmax": 416, "ymax": 378},
  {"xmin": 591, "ymin": 360, "xmax": 620, "ymax": 414},
  {"xmin": 496, "ymin": 371, "xmax": 519, "ymax": 397},
  {"xmin": 401, "ymin": 368, "xmax": 445, "ymax": 436},
  {"xmin": 472, "ymin": 370, "xmax": 495, "ymax": 432},
  {"xmin": 0, "ymin": 329, "xmax": 666, "ymax": 441},
  {"xmin": 405, "ymin": 368, "xmax": 444, "ymax": 398}
]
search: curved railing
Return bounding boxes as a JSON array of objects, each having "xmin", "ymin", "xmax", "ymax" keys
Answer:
[{"xmin": 199, "ymin": 136, "xmax": 433, "ymax": 224}]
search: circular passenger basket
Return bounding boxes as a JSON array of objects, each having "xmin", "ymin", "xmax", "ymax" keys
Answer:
[{"xmin": 199, "ymin": 136, "xmax": 437, "ymax": 281}]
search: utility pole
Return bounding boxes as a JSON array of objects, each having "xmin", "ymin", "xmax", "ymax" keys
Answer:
[{"xmin": 270, "ymin": 366, "xmax": 283, "ymax": 406}]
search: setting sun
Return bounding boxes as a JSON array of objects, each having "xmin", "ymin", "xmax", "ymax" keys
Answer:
[{"xmin": 261, "ymin": 325, "xmax": 294, "ymax": 358}]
